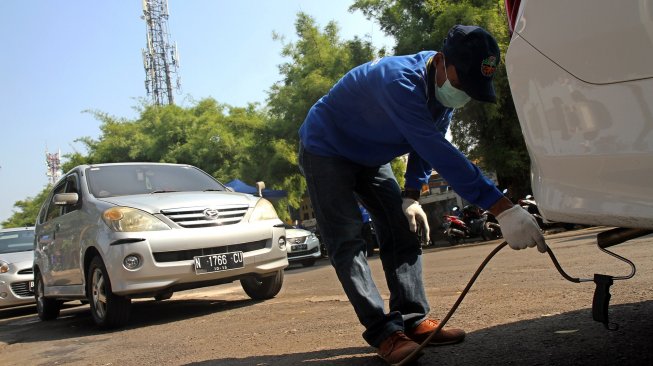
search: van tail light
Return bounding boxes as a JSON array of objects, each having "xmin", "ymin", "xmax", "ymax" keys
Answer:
[{"xmin": 504, "ymin": 0, "xmax": 522, "ymax": 35}]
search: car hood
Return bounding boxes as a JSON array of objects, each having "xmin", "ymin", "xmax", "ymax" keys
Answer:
[
  {"xmin": 0, "ymin": 250, "xmax": 34, "ymax": 265},
  {"xmin": 98, "ymin": 191, "xmax": 258, "ymax": 213},
  {"xmin": 286, "ymin": 228, "xmax": 311, "ymax": 239}
]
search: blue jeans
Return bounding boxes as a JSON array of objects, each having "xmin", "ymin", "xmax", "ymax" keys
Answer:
[{"xmin": 298, "ymin": 145, "xmax": 429, "ymax": 347}]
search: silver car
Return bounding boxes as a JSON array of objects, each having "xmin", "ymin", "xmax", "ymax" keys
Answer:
[
  {"xmin": 0, "ymin": 227, "xmax": 36, "ymax": 309},
  {"xmin": 284, "ymin": 224, "xmax": 321, "ymax": 267},
  {"xmin": 34, "ymin": 163, "xmax": 288, "ymax": 328}
]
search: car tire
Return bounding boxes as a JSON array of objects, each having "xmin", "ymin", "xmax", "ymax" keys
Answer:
[
  {"xmin": 87, "ymin": 256, "xmax": 131, "ymax": 328},
  {"xmin": 35, "ymin": 271, "xmax": 61, "ymax": 321},
  {"xmin": 154, "ymin": 292, "xmax": 173, "ymax": 301},
  {"xmin": 302, "ymin": 259, "xmax": 316, "ymax": 267},
  {"xmin": 240, "ymin": 270, "xmax": 284, "ymax": 300}
]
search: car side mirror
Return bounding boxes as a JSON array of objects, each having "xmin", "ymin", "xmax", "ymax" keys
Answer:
[
  {"xmin": 54, "ymin": 192, "xmax": 79, "ymax": 206},
  {"xmin": 256, "ymin": 181, "xmax": 265, "ymax": 197}
]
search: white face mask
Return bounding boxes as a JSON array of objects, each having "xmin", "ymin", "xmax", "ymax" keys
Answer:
[{"xmin": 434, "ymin": 58, "xmax": 471, "ymax": 108}]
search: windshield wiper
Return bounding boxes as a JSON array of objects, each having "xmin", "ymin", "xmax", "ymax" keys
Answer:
[
  {"xmin": 203, "ymin": 189, "xmax": 224, "ymax": 192},
  {"xmin": 150, "ymin": 190, "xmax": 179, "ymax": 194}
]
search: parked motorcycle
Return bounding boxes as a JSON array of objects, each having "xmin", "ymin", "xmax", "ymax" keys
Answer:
[
  {"xmin": 442, "ymin": 205, "xmax": 502, "ymax": 244},
  {"xmin": 481, "ymin": 209, "xmax": 503, "ymax": 240},
  {"xmin": 442, "ymin": 212, "xmax": 468, "ymax": 245},
  {"xmin": 518, "ymin": 195, "xmax": 547, "ymax": 229},
  {"xmin": 518, "ymin": 195, "xmax": 577, "ymax": 231}
]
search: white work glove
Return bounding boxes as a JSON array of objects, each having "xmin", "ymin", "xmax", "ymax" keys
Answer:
[
  {"xmin": 402, "ymin": 198, "xmax": 430, "ymax": 239},
  {"xmin": 496, "ymin": 205, "xmax": 548, "ymax": 253}
]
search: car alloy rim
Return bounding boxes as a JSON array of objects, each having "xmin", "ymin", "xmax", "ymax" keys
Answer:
[{"xmin": 91, "ymin": 268, "xmax": 107, "ymax": 319}]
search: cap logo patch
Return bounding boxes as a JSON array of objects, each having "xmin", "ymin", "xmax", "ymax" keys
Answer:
[{"xmin": 481, "ymin": 55, "xmax": 497, "ymax": 77}]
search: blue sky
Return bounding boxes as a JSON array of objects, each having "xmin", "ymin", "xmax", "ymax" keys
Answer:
[{"xmin": 0, "ymin": 0, "xmax": 394, "ymax": 226}]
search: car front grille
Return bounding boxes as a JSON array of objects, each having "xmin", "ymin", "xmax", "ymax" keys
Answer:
[
  {"xmin": 287, "ymin": 236, "xmax": 307, "ymax": 244},
  {"xmin": 161, "ymin": 205, "xmax": 249, "ymax": 228},
  {"xmin": 152, "ymin": 240, "xmax": 268, "ymax": 262},
  {"xmin": 287, "ymin": 246, "xmax": 319, "ymax": 259},
  {"xmin": 17, "ymin": 268, "xmax": 33, "ymax": 275},
  {"xmin": 10, "ymin": 281, "xmax": 34, "ymax": 297}
]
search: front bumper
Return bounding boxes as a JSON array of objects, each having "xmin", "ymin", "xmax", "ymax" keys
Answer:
[
  {"xmin": 0, "ymin": 272, "xmax": 35, "ymax": 308},
  {"xmin": 101, "ymin": 221, "xmax": 288, "ymax": 296},
  {"xmin": 286, "ymin": 236, "xmax": 321, "ymax": 263}
]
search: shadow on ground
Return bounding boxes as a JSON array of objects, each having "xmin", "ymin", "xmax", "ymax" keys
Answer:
[
  {"xmin": 0, "ymin": 297, "xmax": 258, "ymax": 343},
  {"xmin": 185, "ymin": 300, "xmax": 653, "ymax": 366}
]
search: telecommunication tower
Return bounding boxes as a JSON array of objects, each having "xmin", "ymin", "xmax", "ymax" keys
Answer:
[
  {"xmin": 45, "ymin": 149, "xmax": 62, "ymax": 185},
  {"xmin": 141, "ymin": 0, "xmax": 181, "ymax": 106}
]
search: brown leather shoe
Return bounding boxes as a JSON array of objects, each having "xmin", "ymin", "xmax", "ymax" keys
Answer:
[
  {"xmin": 406, "ymin": 318, "xmax": 466, "ymax": 346},
  {"xmin": 377, "ymin": 331, "xmax": 423, "ymax": 365}
]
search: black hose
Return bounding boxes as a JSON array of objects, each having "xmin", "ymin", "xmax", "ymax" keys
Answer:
[
  {"xmin": 394, "ymin": 240, "xmax": 614, "ymax": 366},
  {"xmin": 394, "ymin": 241, "xmax": 508, "ymax": 365}
]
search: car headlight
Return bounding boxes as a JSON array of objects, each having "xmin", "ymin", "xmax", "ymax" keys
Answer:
[
  {"xmin": 0, "ymin": 261, "xmax": 9, "ymax": 274},
  {"xmin": 102, "ymin": 207, "xmax": 170, "ymax": 232},
  {"xmin": 249, "ymin": 198, "xmax": 279, "ymax": 222}
]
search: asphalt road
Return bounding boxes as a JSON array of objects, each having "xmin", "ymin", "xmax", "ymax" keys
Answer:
[{"xmin": 1, "ymin": 226, "xmax": 651, "ymax": 366}]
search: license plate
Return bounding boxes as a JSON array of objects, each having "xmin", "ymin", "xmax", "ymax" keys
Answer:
[
  {"xmin": 194, "ymin": 252, "xmax": 244, "ymax": 274},
  {"xmin": 28, "ymin": 281, "xmax": 34, "ymax": 292},
  {"xmin": 291, "ymin": 244, "xmax": 308, "ymax": 251}
]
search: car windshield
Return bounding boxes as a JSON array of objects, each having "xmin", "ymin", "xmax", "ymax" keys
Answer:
[
  {"xmin": 0, "ymin": 229, "xmax": 34, "ymax": 254},
  {"xmin": 86, "ymin": 164, "xmax": 226, "ymax": 198}
]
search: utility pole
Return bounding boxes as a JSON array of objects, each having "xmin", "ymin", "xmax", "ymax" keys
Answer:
[{"xmin": 141, "ymin": 0, "xmax": 180, "ymax": 106}]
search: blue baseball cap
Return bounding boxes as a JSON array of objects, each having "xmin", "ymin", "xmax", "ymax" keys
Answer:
[{"xmin": 441, "ymin": 25, "xmax": 500, "ymax": 103}]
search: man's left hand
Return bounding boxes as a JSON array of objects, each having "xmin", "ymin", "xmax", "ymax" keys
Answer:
[{"xmin": 402, "ymin": 198, "xmax": 430, "ymax": 239}]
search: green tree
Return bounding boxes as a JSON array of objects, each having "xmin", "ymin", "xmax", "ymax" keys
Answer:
[
  {"xmin": 1, "ymin": 186, "xmax": 51, "ymax": 228},
  {"xmin": 352, "ymin": 0, "xmax": 532, "ymax": 198},
  {"xmin": 68, "ymin": 99, "xmax": 269, "ymax": 184}
]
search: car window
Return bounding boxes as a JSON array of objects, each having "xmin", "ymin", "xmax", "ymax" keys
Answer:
[
  {"xmin": 0, "ymin": 229, "xmax": 35, "ymax": 254},
  {"xmin": 45, "ymin": 183, "xmax": 67, "ymax": 222},
  {"xmin": 86, "ymin": 164, "xmax": 225, "ymax": 198}
]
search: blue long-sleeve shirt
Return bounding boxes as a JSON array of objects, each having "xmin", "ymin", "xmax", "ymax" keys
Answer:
[{"xmin": 299, "ymin": 51, "xmax": 503, "ymax": 209}]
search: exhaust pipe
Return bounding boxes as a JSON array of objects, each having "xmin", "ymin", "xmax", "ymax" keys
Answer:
[{"xmin": 597, "ymin": 228, "xmax": 653, "ymax": 249}]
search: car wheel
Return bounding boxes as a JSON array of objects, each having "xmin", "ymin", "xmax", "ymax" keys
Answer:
[
  {"xmin": 154, "ymin": 292, "xmax": 173, "ymax": 301},
  {"xmin": 240, "ymin": 270, "xmax": 284, "ymax": 300},
  {"xmin": 302, "ymin": 259, "xmax": 316, "ymax": 267},
  {"xmin": 87, "ymin": 256, "xmax": 131, "ymax": 328},
  {"xmin": 35, "ymin": 271, "xmax": 61, "ymax": 321}
]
